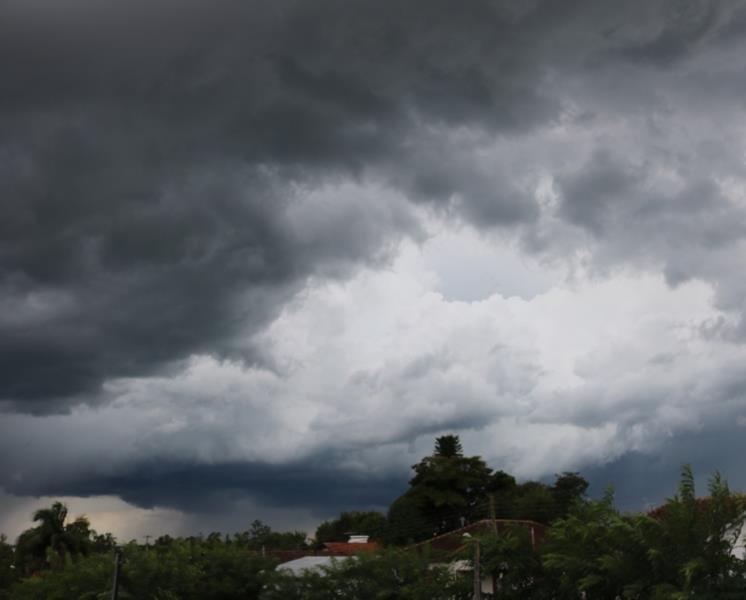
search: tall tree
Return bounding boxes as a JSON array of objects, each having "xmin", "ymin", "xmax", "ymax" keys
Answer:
[
  {"xmin": 242, "ymin": 519, "xmax": 308, "ymax": 551},
  {"xmin": 551, "ymin": 472, "xmax": 589, "ymax": 520},
  {"xmin": 0, "ymin": 534, "xmax": 18, "ymax": 599},
  {"xmin": 473, "ymin": 527, "xmax": 552, "ymax": 600},
  {"xmin": 642, "ymin": 465, "xmax": 746, "ymax": 597},
  {"xmin": 543, "ymin": 467, "xmax": 746, "ymax": 599},
  {"xmin": 14, "ymin": 502, "xmax": 94, "ymax": 574},
  {"xmin": 434, "ymin": 434, "xmax": 463, "ymax": 458},
  {"xmin": 387, "ymin": 435, "xmax": 493, "ymax": 542}
]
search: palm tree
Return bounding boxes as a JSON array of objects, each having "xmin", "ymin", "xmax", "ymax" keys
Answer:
[{"xmin": 15, "ymin": 502, "xmax": 92, "ymax": 573}]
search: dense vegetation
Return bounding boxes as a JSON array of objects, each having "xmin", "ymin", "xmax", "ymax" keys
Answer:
[
  {"xmin": 1, "ymin": 436, "xmax": 745, "ymax": 599},
  {"xmin": 384, "ymin": 434, "xmax": 589, "ymax": 544}
]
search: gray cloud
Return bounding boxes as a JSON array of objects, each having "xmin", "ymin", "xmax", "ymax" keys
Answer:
[
  {"xmin": 5, "ymin": 457, "xmax": 404, "ymax": 519},
  {"xmin": 4, "ymin": 0, "xmax": 746, "ymax": 530},
  {"xmin": 0, "ymin": 0, "xmax": 573, "ymax": 410}
]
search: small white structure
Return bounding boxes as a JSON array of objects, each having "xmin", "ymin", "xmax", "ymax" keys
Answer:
[
  {"xmin": 730, "ymin": 524, "xmax": 746, "ymax": 559},
  {"xmin": 347, "ymin": 535, "xmax": 370, "ymax": 544},
  {"xmin": 276, "ymin": 556, "xmax": 339, "ymax": 575},
  {"xmin": 441, "ymin": 560, "xmax": 496, "ymax": 595}
]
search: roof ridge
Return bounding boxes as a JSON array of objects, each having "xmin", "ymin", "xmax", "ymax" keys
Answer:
[{"xmin": 406, "ymin": 517, "xmax": 546, "ymax": 549}]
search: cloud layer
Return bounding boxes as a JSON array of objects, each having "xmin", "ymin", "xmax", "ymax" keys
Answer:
[{"xmin": 3, "ymin": 0, "xmax": 746, "ymax": 534}]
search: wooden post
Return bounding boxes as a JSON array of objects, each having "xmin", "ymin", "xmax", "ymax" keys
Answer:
[
  {"xmin": 110, "ymin": 548, "xmax": 122, "ymax": 600},
  {"xmin": 473, "ymin": 539, "xmax": 482, "ymax": 600},
  {"xmin": 489, "ymin": 494, "xmax": 498, "ymax": 535},
  {"xmin": 489, "ymin": 494, "xmax": 498, "ymax": 597}
]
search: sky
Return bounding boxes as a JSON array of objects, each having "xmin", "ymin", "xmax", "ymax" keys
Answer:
[{"xmin": 3, "ymin": 0, "xmax": 746, "ymax": 541}]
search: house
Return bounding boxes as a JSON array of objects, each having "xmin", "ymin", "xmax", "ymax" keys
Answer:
[
  {"xmin": 274, "ymin": 534, "xmax": 380, "ymax": 574},
  {"xmin": 275, "ymin": 555, "xmax": 340, "ymax": 575},
  {"xmin": 408, "ymin": 518, "xmax": 548, "ymax": 597},
  {"xmin": 321, "ymin": 534, "xmax": 380, "ymax": 556}
]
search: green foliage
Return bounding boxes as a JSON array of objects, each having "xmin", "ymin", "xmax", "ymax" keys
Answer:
[
  {"xmin": 487, "ymin": 470, "xmax": 517, "ymax": 494},
  {"xmin": 543, "ymin": 489, "xmax": 652, "ymax": 599},
  {"xmin": 640, "ymin": 466, "xmax": 746, "ymax": 598},
  {"xmin": 543, "ymin": 467, "xmax": 746, "ymax": 599},
  {"xmin": 551, "ymin": 472, "xmax": 589, "ymax": 518},
  {"xmin": 119, "ymin": 538, "xmax": 274, "ymax": 599},
  {"xmin": 238, "ymin": 519, "xmax": 308, "ymax": 551},
  {"xmin": 9, "ymin": 538, "xmax": 277, "ymax": 600},
  {"xmin": 384, "ymin": 491, "xmax": 436, "ymax": 545},
  {"xmin": 434, "ymin": 434, "xmax": 463, "ymax": 458},
  {"xmin": 0, "ymin": 535, "xmax": 18, "ymax": 600},
  {"xmin": 315, "ymin": 511, "xmax": 386, "ymax": 545},
  {"xmin": 386, "ymin": 435, "xmax": 494, "ymax": 541},
  {"xmin": 385, "ymin": 436, "xmax": 587, "ymax": 544},
  {"xmin": 470, "ymin": 528, "xmax": 553, "ymax": 600},
  {"xmin": 7, "ymin": 453, "xmax": 746, "ymax": 600},
  {"xmin": 14, "ymin": 501, "xmax": 102, "ymax": 575},
  {"xmin": 8, "ymin": 552, "xmax": 112, "ymax": 600},
  {"xmin": 511, "ymin": 481, "xmax": 556, "ymax": 523}
]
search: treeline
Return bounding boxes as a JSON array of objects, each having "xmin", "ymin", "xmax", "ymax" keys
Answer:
[
  {"xmin": 0, "ymin": 510, "xmax": 310, "ymax": 599},
  {"xmin": 315, "ymin": 434, "xmax": 589, "ymax": 546},
  {"xmin": 1, "ymin": 436, "xmax": 745, "ymax": 599}
]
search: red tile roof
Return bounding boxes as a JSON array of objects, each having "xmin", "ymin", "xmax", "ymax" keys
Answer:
[{"xmin": 322, "ymin": 541, "xmax": 381, "ymax": 555}]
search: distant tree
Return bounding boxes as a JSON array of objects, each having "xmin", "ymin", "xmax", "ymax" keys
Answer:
[
  {"xmin": 408, "ymin": 449, "xmax": 492, "ymax": 530},
  {"xmin": 434, "ymin": 434, "xmax": 463, "ymax": 458},
  {"xmin": 488, "ymin": 470, "xmax": 517, "ymax": 494},
  {"xmin": 386, "ymin": 436, "xmax": 493, "ymax": 543},
  {"xmin": 91, "ymin": 532, "xmax": 117, "ymax": 553},
  {"xmin": 487, "ymin": 470, "xmax": 519, "ymax": 519},
  {"xmin": 14, "ymin": 502, "xmax": 95, "ymax": 574},
  {"xmin": 641, "ymin": 465, "xmax": 746, "ymax": 597},
  {"xmin": 542, "ymin": 489, "xmax": 651, "ymax": 599},
  {"xmin": 244, "ymin": 519, "xmax": 307, "ymax": 551},
  {"xmin": 154, "ymin": 534, "xmax": 174, "ymax": 547},
  {"xmin": 386, "ymin": 436, "xmax": 591, "ymax": 542},
  {"xmin": 551, "ymin": 472, "xmax": 589, "ymax": 520},
  {"xmin": 8, "ymin": 552, "xmax": 112, "ymax": 600},
  {"xmin": 512, "ymin": 481, "xmax": 555, "ymax": 523},
  {"xmin": 0, "ymin": 534, "xmax": 18, "ymax": 599},
  {"xmin": 471, "ymin": 527, "xmax": 552, "ymax": 599},
  {"xmin": 249, "ymin": 519, "xmax": 272, "ymax": 541},
  {"xmin": 543, "ymin": 466, "xmax": 746, "ymax": 599},
  {"xmin": 384, "ymin": 492, "xmax": 435, "ymax": 545},
  {"xmin": 10, "ymin": 538, "xmax": 276, "ymax": 600}
]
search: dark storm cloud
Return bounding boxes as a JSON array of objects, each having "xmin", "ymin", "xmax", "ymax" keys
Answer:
[
  {"xmin": 613, "ymin": 0, "xmax": 721, "ymax": 65},
  {"xmin": 553, "ymin": 148, "xmax": 746, "ymax": 318},
  {"xmin": 6, "ymin": 0, "xmax": 745, "ymax": 411},
  {"xmin": 5, "ymin": 0, "xmax": 746, "ymax": 527},
  {"xmin": 0, "ymin": 0, "xmax": 577, "ymax": 411},
  {"xmin": 584, "ymin": 424, "xmax": 746, "ymax": 511},
  {"xmin": 0, "ymin": 154, "xmax": 415, "ymax": 410},
  {"xmin": 0, "ymin": 445, "xmax": 408, "ymax": 518},
  {"xmin": 557, "ymin": 150, "xmax": 746, "ymax": 248}
]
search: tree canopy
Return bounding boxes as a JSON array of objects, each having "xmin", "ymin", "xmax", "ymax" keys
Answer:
[
  {"xmin": 385, "ymin": 434, "xmax": 589, "ymax": 543},
  {"xmin": 3, "ymin": 440, "xmax": 746, "ymax": 600}
]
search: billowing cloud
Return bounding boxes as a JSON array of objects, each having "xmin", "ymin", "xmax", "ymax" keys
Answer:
[
  {"xmin": 3, "ymin": 0, "xmax": 746, "ymax": 535},
  {"xmin": 2, "ymin": 235, "xmax": 744, "ymax": 531}
]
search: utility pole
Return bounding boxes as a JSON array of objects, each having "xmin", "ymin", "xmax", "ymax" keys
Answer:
[
  {"xmin": 489, "ymin": 494, "xmax": 498, "ymax": 596},
  {"xmin": 473, "ymin": 538, "xmax": 482, "ymax": 600},
  {"xmin": 110, "ymin": 548, "xmax": 123, "ymax": 600},
  {"xmin": 489, "ymin": 494, "xmax": 498, "ymax": 535}
]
